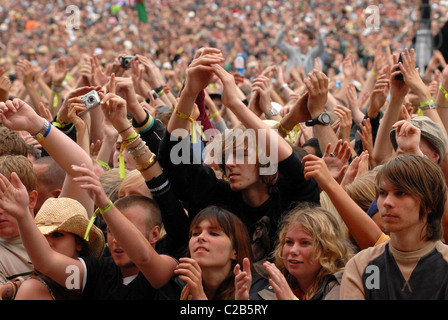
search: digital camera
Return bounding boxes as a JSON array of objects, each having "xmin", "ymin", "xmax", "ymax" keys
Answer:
[
  {"xmin": 120, "ymin": 55, "xmax": 136, "ymax": 69},
  {"xmin": 78, "ymin": 90, "xmax": 101, "ymax": 116}
]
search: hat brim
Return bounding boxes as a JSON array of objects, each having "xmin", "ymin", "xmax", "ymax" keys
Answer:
[{"xmin": 37, "ymin": 215, "xmax": 105, "ymax": 259}]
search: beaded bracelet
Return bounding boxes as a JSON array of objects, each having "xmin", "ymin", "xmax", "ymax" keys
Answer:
[{"xmin": 127, "ymin": 140, "xmax": 147, "ymax": 154}]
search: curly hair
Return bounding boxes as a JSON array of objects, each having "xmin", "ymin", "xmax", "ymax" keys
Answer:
[{"xmin": 272, "ymin": 203, "xmax": 353, "ymax": 299}]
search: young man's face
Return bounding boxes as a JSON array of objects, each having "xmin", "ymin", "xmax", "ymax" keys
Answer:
[
  {"xmin": 298, "ymin": 33, "xmax": 312, "ymax": 51},
  {"xmin": 224, "ymin": 146, "xmax": 260, "ymax": 192},
  {"xmin": 107, "ymin": 206, "xmax": 150, "ymax": 277},
  {"xmin": 377, "ymin": 181, "xmax": 426, "ymax": 238}
]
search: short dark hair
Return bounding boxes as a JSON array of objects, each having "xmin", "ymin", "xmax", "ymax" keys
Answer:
[
  {"xmin": 300, "ymin": 29, "xmax": 315, "ymax": 41},
  {"xmin": 114, "ymin": 195, "xmax": 162, "ymax": 234}
]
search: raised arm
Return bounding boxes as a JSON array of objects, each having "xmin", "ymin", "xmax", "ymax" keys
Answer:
[
  {"xmin": 70, "ymin": 76, "xmax": 177, "ymax": 288},
  {"xmin": 372, "ymin": 55, "xmax": 409, "ymax": 165},
  {"xmin": 302, "ymin": 153, "xmax": 383, "ymax": 249},
  {"xmin": 0, "ymin": 172, "xmax": 85, "ymax": 289},
  {"xmin": 304, "ymin": 69, "xmax": 340, "ymax": 156},
  {"xmin": 211, "ymin": 62, "xmax": 292, "ymax": 162},
  {"xmin": 0, "ymin": 98, "xmax": 94, "ymax": 214},
  {"xmin": 167, "ymin": 48, "xmax": 224, "ymax": 137}
]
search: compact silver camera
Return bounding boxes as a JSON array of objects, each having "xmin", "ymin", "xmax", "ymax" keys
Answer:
[
  {"xmin": 120, "ymin": 55, "xmax": 136, "ymax": 69},
  {"xmin": 78, "ymin": 90, "xmax": 101, "ymax": 116}
]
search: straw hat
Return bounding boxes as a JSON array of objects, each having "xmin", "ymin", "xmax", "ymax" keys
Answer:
[{"xmin": 35, "ymin": 197, "xmax": 105, "ymax": 259}]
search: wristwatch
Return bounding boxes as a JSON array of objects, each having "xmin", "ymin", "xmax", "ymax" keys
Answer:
[
  {"xmin": 265, "ymin": 108, "xmax": 279, "ymax": 119},
  {"xmin": 305, "ymin": 112, "xmax": 331, "ymax": 126}
]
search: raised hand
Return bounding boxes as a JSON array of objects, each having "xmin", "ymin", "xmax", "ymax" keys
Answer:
[
  {"xmin": 0, "ymin": 172, "xmax": 30, "ymax": 222},
  {"xmin": 357, "ymin": 118, "xmax": 375, "ymax": 168},
  {"xmin": 211, "ymin": 63, "xmax": 241, "ymax": 110},
  {"xmin": 57, "ymin": 85, "xmax": 102, "ymax": 123},
  {"xmin": 369, "ymin": 73, "xmax": 390, "ymax": 117},
  {"xmin": 71, "ymin": 163, "xmax": 111, "ymax": 209},
  {"xmin": 389, "ymin": 53, "xmax": 410, "ymax": 101},
  {"xmin": 99, "ymin": 73, "xmax": 129, "ymax": 131},
  {"xmin": 250, "ymin": 75, "xmax": 273, "ymax": 117},
  {"xmin": 91, "ymin": 55, "xmax": 108, "ymax": 87},
  {"xmin": 16, "ymin": 59, "xmax": 35, "ymax": 86},
  {"xmin": 184, "ymin": 48, "xmax": 224, "ymax": 97},
  {"xmin": 392, "ymin": 118, "xmax": 423, "ymax": 157},
  {"xmin": 0, "ymin": 75, "xmax": 11, "ymax": 102},
  {"xmin": 263, "ymin": 261, "xmax": 296, "ymax": 300},
  {"xmin": 321, "ymin": 140, "xmax": 351, "ymax": 184},
  {"xmin": 52, "ymin": 57, "xmax": 68, "ymax": 86},
  {"xmin": 302, "ymin": 153, "xmax": 335, "ymax": 191},
  {"xmin": 398, "ymin": 48, "xmax": 431, "ymax": 102},
  {"xmin": 333, "ymin": 105, "xmax": 353, "ymax": 143},
  {"xmin": 0, "ymin": 98, "xmax": 42, "ymax": 134},
  {"xmin": 304, "ymin": 69, "xmax": 328, "ymax": 118},
  {"xmin": 233, "ymin": 258, "xmax": 252, "ymax": 300}
]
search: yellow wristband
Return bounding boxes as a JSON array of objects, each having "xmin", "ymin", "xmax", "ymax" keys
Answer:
[
  {"xmin": 84, "ymin": 200, "xmax": 113, "ymax": 241},
  {"xmin": 439, "ymin": 85, "xmax": 448, "ymax": 102}
]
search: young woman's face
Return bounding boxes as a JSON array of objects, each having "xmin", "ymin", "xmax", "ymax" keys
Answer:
[
  {"xmin": 189, "ymin": 219, "xmax": 236, "ymax": 270},
  {"xmin": 224, "ymin": 146, "xmax": 260, "ymax": 191},
  {"xmin": 282, "ymin": 224, "xmax": 321, "ymax": 282},
  {"xmin": 45, "ymin": 231, "xmax": 82, "ymax": 259},
  {"xmin": 377, "ymin": 181, "xmax": 425, "ymax": 237},
  {"xmin": 113, "ymin": 139, "xmax": 136, "ymax": 170}
]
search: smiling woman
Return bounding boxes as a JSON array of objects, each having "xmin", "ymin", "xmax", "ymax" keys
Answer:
[{"xmin": 260, "ymin": 203, "xmax": 354, "ymax": 300}]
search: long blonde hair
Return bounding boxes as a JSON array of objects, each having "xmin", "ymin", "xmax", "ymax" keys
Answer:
[{"xmin": 272, "ymin": 203, "xmax": 353, "ymax": 299}]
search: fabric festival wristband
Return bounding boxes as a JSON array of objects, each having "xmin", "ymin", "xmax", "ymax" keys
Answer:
[
  {"xmin": 440, "ymin": 85, "xmax": 448, "ymax": 102},
  {"xmin": 84, "ymin": 200, "xmax": 113, "ymax": 241},
  {"xmin": 208, "ymin": 111, "xmax": 219, "ymax": 119},
  {"xmin": 53, "ymin": 92, "xmax": 61, "ymax": 108},
  {"xmin": 95, "ymin": 159, "xmax": 110, "ymax": 171},
  {"xmin": 174, "ymin": 107, "xmax": 205, "ymax": 143},
  {"xmin": 278, "ymin": 120, "xmax": 291, "ymax": 138},
  {"xmin": 418, "ymin": 99, "xmax": 435, "ymax": 116}
]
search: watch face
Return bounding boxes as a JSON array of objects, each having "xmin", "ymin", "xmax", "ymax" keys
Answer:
[{"xmin": 320, "ymin": 113, "xmax": 331, "ymax": 124}]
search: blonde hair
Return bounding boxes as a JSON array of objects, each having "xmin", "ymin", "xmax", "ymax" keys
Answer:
[
  {"xmin": 99, "ymin": 168, "xmax": 127, "ymax": 203},
  {"xmin": 272, "ymin": 203, "xmax": 353, "ymax": 299},
  {"xmin": 345, "ymin": 171, "xmax": 377, "ymax": 211},
  {"xmin": 0, "ymin": 155, "xmax": 37, "ymax": 192},
  {"xmin": 118, "ymin": 169, "xmax": 151, "ymax": 199}
]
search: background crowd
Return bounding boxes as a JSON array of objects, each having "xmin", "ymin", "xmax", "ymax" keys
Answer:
[{"xmin": 1, "ymin": 0, "xmax": 448, "ymax": 302}]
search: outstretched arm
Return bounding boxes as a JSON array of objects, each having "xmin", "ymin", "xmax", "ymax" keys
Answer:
[
  {"xmin": 211, "ymin": 63, "xmax": 292, "ymax": 162},
  {"xmin": 72, "ymin": 163, "xmax": 177, "ymax": 289},
  {"xmin": 302, "ymin": 153, "xmax": 383, "ymax": 249},
  {"xmin": 0, "ymin": 98, "xmax": 94, "ymax": 215},
  {"xmin": 0, "ymin": 172, "xmax": 85, "ymax": 289}
]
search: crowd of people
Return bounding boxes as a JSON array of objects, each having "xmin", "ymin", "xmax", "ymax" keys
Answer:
[{"xmin": 1, "ymin": 0, "xmax": 448, "ymax": 303}]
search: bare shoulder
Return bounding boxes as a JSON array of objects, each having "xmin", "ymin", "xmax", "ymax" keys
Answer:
[{"xmin": 14, "ymin": 278, "xmax": 54, "ymax": 300}]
